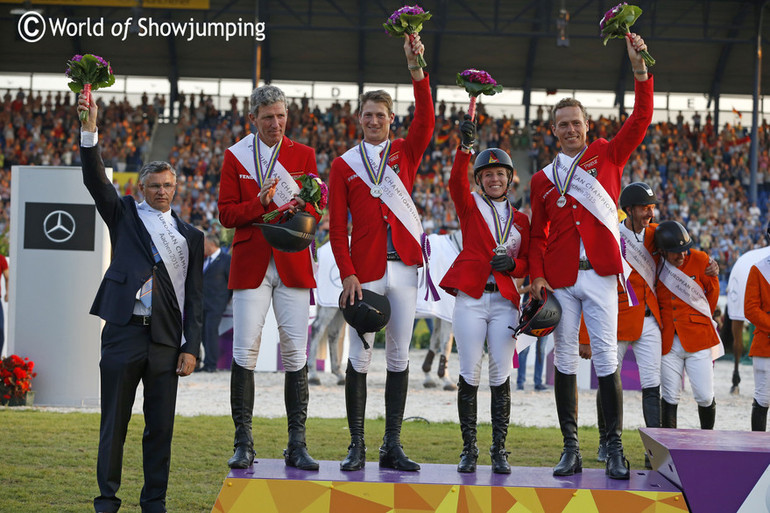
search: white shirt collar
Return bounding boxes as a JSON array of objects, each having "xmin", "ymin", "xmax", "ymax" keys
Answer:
[{"xmin": 209, "ymin": 248, "xmax": 221, "ymax": 261}]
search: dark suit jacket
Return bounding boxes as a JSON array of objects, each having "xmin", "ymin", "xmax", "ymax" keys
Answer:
[
  {"xmin": 80, "ymin": 145, "xmax": 203, "ymax": 355},
  {"xmin": 203, "ymin": 251, "xmax": 231, "ymax": 314}
]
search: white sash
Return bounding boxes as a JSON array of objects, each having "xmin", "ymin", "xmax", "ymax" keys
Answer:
[
  {"xmin": 756, "ymin": 255, "xmax": 770, "ymax": 286},
  {"xmin": 341, "ymin": 146, "xmax": 424, "ymax": 247},
  {"xmin": 544, "ymin": 160, "xmax": 634, "ymax": 302},
  {"xmin": 659, "ymin": 261, "xmax": 724, "ymax": 360},
  {"xmin": 619, "ymin": 223, "xmax": 657, "ymax": 296},
  {"xmin": 229, "ymin": 134, "xmax": 300, "ymax": 206},
  {"xmin": 136, "ymin": 202, "xmax": 189, "ymax": 317},
  {"xmin": 471, "ymin": 192, "xmax": 522, "ymax": 257}
]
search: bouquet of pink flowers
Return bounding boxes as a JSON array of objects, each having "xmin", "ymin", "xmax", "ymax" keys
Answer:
[
  {"xmin": 262, "ymin": 173, "xmax": 328, "ymax": 222},
  {"xmin": 600, "ymin": 3, "xmax": 655, "ymax": 67},
  {"xmin": 383, "ymin": 4, "xmax": 432, "ymax": 68},
  {"xmin": 65, "ymin": 54, "xmax": 115, "ymax": 121},
  {"xmin": 456, "ymin": 68, "xmax": 503, "ymax": 121}
]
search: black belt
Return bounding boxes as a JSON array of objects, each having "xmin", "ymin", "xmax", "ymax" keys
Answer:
[
  {"xmin": 644, "ymin": 307, "xmax": 653, "ymax": 317},
  {"xmin": 484, "ymin": 282, "xmax": 499, "ymax": 293},
  {"xmin": 386, "ymin": 252, "xmax": 401, "ymax": 261},
  {"xmin": 578, "ymin": 259, "xmax": 593, "ymax": 271},
  {"xmin": 130, "ymin": 314, "xmax": 152, "ymax": 326}
]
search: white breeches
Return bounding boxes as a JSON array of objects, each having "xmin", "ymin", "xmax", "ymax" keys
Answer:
[
  {"xmin": 231, "ymin": 258, "xmax": 309, "ymax": 372},
  {"xmin": 348, "ymin": 260, "xmax": 418, "ymax": 373},
  {"xmin": 753, "ymin": 357, "xmax": 770, "ymax": 408},
  {"xmin": 453, "ymin": 290, "xmax": 519, "ymax": 387},
  {"xmin": 618, "ymin": 315, "xmax": 662, "ymax": 389},
  {"xmin": 661, "ymin": 335, "xmax": 714, "ymax": 407},
  {"xmin": 552, "ymin": 270, "xmax": 619, "ymax": 377}
]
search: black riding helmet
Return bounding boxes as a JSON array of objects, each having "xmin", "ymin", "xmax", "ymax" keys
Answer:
[
  {"xmin": 511, "ymin": 289, "xmax": 562, "ymax": 338},
  {"xmin": 619, "ymin": 182, "xmax": 657, "ymax": 212},
  {"xmin": 340, "ymin": 290, "xmax": 391, "ymax": 349},
  {"xmin": 256, "ymin": 211, "xmax": 317, "ymax": 253},
  {"xmin": 654, "ymin": 220, "xmax": 693, "ymax": 253},
  {"xmin": 473, "ymin": 148, "xmax": 515, "ymax": 190}
]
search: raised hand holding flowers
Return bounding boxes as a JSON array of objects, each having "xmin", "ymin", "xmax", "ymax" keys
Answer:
[
  {"xmin": 456, "ymin": 69, "xmax": 503, "ymax": 121},
  {"xmin": 383, "ymin": 5, "xmax": 432, "ymax": 68},
  {"xmin": 262, "ymin": 173, "xmax": 328, "ymax": 222},
  {"xmin": 66, "ymin": 54, "xmax": 115, "ymax": 122},
  {"xmin": 600, "ymin": 3, "xmax": 655, "ymax": 67}
]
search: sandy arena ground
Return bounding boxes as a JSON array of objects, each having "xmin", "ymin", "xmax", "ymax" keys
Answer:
[{"xmin": 40, "ymin": 348, "xmax": 755, "ymax": 432}]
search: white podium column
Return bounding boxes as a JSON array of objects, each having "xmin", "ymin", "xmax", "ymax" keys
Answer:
[{"xmin": 9, "ymin": 166, "xmax": 110, "ymax": 406}]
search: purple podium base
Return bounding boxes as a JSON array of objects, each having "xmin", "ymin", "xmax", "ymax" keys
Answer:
[
  {"xmin": 640, "ymin": 427, "xmax": 770, "ymax": 513},
  {"xmin": 213, "ymin": 459, "xmax": 687, "ymax": 512}
]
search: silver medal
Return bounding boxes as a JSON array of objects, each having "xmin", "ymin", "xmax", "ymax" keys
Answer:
[
  {"xmin": 371, "ymin": 186, "xmax": 382, "ymax": 198},
  {"xmin": 495, "ymin": 245, "xmax": 507, "ymax": 256},
  {"xmin": 556, "ymin": 195, "xmax": 567, "ymax": 208}
]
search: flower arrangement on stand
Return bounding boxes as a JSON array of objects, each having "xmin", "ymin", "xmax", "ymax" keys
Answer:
[
  {"xmin": 456, "ymin": 68, "xmax": 503, "ymax": 121},
  {"xmin": 0, "ymin": 355, "xmax": 37, "ymax": 406},
  {"xmin": 383, "ymin": 5, "xmax": 432, "ymax": 68},
  {"xmin": 65, "ymin": 53, "xmax": 116, "ymax": 122},
  {"xmin": 262, "ymin": 173, "xmax": 328, "ymax": 222},
  {"xmin": 600, "ymin": 3, "xmax": 655, "ymax": 67}
]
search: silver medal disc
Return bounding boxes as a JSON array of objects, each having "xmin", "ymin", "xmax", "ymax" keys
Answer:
[
  {"xmin": 371, "ymin": 186, "xmax": 382, "ymax": 198},
  {"xmin": 556, "ymin": 195, "xmax": 567, "ymax": 208},
  {"xmin": 495, "ymin": 245, "xmax": 507, "ymax": 256}
]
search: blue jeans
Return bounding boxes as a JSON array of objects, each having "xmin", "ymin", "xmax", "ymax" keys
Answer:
[{"xmin": 517, "ymin": 337, "xmax": 544, "ymax": 387}]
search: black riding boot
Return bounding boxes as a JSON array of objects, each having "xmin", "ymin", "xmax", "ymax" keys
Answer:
[
  {"xmin": 661, "ymin": 400, "xmax": 678, "ymax": 429},
  {"xmin": 340, "ymin": 361, "xmax": 367, "ymax": 471},
  {"xmin": 641, "ymin": 386, "xmax": 661, "ymax": 469},
  {"xmin": 379, "ymin": 368, "xmax": 420, "ymax": 471},
  {"xmin": 598, "ymin": 370, "xmax": 629, "ymax": 480},
  {"xmin": 698, "ymin": 399, "xmax": 716, "ymax": 430},
  {"xmin": 752, "ymin": 399, "xmax": 768, "ymax": 432},
  {"xmin": 596, "ymin": 390, "xmax": 607, "ymax": 462},
  {"xmin": 490, "ymin": 377, "xmax": 512, "ymax": 474},
  {"xmin": 283, "ymin": 365, "xmax": 319, "ymax": 470},
  {"xmin": 457, "ymin": 375, "xmax": 479, "ymax": 473},
  {"xmin": 228, "ymin": 361, "xmax": 256, "ymax": 469},
  {"xmin": 553, "ymin": 370, "xmax": 582, "ymax": 476}
]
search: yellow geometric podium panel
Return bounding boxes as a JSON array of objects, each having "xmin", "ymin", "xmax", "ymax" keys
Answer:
[{"xmin": 212, "ymin": 460, "xmax": 688, "ymax": 513}]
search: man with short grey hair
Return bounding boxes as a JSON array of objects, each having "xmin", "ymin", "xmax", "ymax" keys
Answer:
[
  {"xmin": 218, "ymin": 84, "xmax": 322, "ymax": 471},
  {"xmin": 78, "ymin": 94, "xmax": 203, "ymax": 513}
]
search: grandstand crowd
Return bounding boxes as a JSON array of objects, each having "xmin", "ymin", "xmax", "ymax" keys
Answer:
[{"xmin": 1, "ymin": 86, "xmax": 768, "ymax": 286}]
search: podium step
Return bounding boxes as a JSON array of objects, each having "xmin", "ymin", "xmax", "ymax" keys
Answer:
[{"xmin": 213, "ymin": 459, "xmax": 687, "ymax": 512}]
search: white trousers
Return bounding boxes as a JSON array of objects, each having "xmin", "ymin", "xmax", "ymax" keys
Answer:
[
  {"xmin": 453, "ymin": 291, "xmax": 519, "ymax": 387},
  {"xmin": 753, "ymin": 357, "xmax": 770, "ymax": 408},
  {"xmin": 661, "ymin": 335, "xmax": 714, "ymax": 407},
  {"xmin": 618, "ymin": 315, "xmax": 662, "ymax": 389},
  {"xmin": 231, "ymin": 258, "xmax": 310, "ymax": 372},
  {"xmin": 348, "ymin": 260, "xmax": 418, "ymax": 373},
  {"xmin": 552, "ymin": 270, "xmax": 619, "ymax": 376}
]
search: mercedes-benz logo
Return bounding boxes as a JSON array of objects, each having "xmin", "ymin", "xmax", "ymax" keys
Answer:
[{"xmin": 43, "ymin": 210, "xmax": 76, "ymax": 243}]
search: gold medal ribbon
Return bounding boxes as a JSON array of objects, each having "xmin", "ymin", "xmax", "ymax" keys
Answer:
[
  {"xmin": 252, "ymin": 136, "xmax": 283, "ymax": 188},
  {"xmin": 553, "ymin": 146, "xmax": 587, "ymax": 197},
  {"xmin": 481, "ymin": 194, "xmax": 513, "ymax": 246},
  {"xmin": 359, "ymin": 140, "xmax": 391, "ymax": 187}
]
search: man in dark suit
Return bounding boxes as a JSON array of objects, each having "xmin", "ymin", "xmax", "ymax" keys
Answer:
[
  {"xmin": 78, "ymin": 96, "xmax": 203, "ymax": 513},
  {"xmin": 199, "ymin": 232, "xmax": 231, "ymax": 372}
]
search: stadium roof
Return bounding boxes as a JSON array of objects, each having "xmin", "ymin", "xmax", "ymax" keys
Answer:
[{"xmin": 1, "ymin": 0, "xmax": 768, "ymax": 102}]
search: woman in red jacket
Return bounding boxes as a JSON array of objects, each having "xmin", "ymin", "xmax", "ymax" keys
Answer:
[{"xmin": 440, "ymin": 119, "xmax": 529, "ymax": 474}]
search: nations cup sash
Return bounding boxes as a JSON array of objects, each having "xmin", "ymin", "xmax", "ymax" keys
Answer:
[
  {"xmin": 619, "ymin": 224, "xmax": 657, "ymax": 296},
  {"xmin": 543, "ymin": 160, "xmax": 636, "ymax": 304},
  {"xmin": 229, "ymin": 134, "xmax": 300, "ymax": 206},
  {"xmin": 472, "ymin": 192, "xmax": 522, "ymax": 258},
  {"xmin": 659, "ymin": 261, "xmax": 725, "ymax": 360},
  {"xmin": 341, "ymin": 145, "xmax": 439, "ymax": 300}
]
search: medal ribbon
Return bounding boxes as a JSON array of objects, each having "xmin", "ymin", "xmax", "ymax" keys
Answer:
[
  {"xmin": 481, "ymin": 194, "xmax": 513, "ymax": 245},
  {"xmin": 359, "ymin": 140, "xmax": 391, "ymax": 186},
  {"xmin": 553, "ymin": 146, "xmax": 587, "ymax": 197},
  {"xmin": 252, "ymin": 137, "xmax": 283, "ymax": 188}
]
